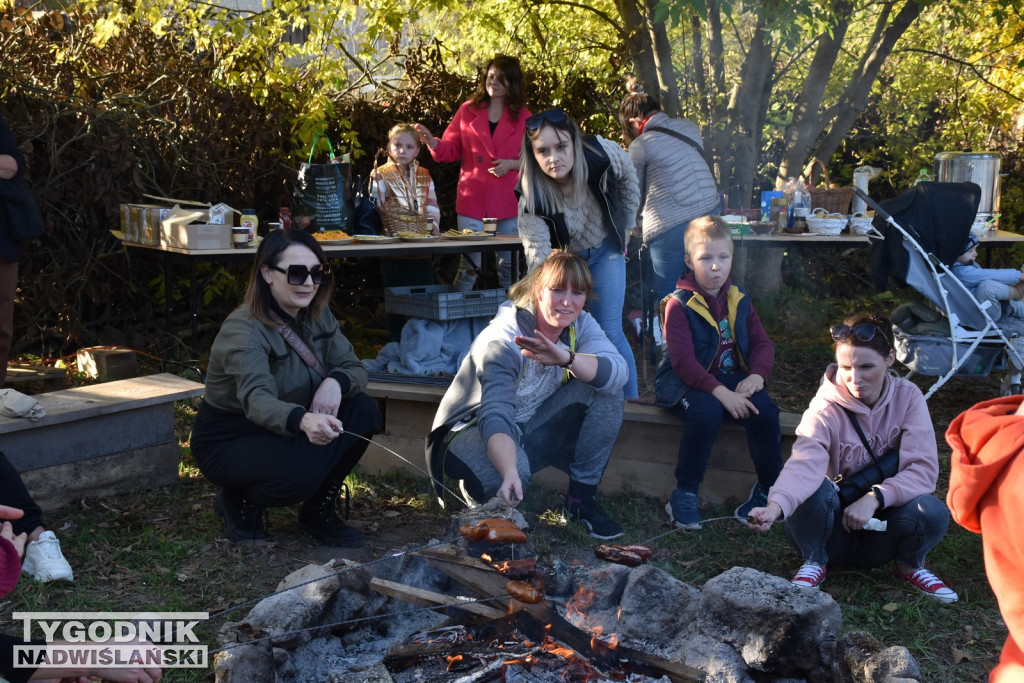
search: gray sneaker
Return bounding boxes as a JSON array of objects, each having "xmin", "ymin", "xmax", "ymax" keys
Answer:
[{"xmin": 666, "ymin": 489, "xmax": 702, "ymax": 530}]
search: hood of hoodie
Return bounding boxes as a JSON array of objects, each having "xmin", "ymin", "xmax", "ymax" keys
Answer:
[
  {"xmin": 945, "ymin": 395, "xmax": 1024, "ymax": 534},
  {"xmin": 812, "ymin": 362, "xmax": 897, "ymax": 417}
]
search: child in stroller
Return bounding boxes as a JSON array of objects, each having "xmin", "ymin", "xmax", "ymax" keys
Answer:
[
  {"xmin": 952, "ymin": 233, "xmax": 1024, "ymax": 327},
  {"xmin": 951, "ymin": 233, "xmax": 1024, "ymax": 395}
]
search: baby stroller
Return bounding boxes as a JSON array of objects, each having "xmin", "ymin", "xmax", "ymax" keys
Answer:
[{"xmin": 860, "ymin": 181, "xmax": 1024, "ymax": 399}]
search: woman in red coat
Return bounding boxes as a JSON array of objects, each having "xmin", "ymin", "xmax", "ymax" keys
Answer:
[
  {"xmin": 414, "ymin": 55, "xmax": 530, "ymax": 291},
  {"xmin": 947, "ymin": 396, "xmax": 1024, "ymax": 682}
]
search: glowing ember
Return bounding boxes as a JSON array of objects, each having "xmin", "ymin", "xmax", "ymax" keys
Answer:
[
  {"xmin": 541, "ymin": 636, "xmax": 577, "ymax": 659},
  {"xmin": 445, "ymin": 654, "xmax": 463, "ymax": 671},
  {"xmin": 481, "ymin": 553, "xmax": 492, "ymax": 563}
]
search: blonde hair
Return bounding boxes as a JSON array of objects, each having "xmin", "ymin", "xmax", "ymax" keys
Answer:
[
  {"xmin": 509, "ymin": 249, "xmax": 594, "ymax": 309},
  {"xmin": 518, "ymin": 115, "xmax": 589, "ymax": 216},
  {"xmin": 684, "ymin": 215, "xmax": 733, "ymax": 256}
]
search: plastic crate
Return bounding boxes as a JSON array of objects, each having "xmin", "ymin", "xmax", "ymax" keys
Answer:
[{"xmin": 384, "ymin": 285, "xmax": 505, "ymax": 321}]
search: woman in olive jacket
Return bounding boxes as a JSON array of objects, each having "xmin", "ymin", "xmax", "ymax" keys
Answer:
[{"xmin": 191, "ymin": 229, "xmax": 381, "ymax": 547}]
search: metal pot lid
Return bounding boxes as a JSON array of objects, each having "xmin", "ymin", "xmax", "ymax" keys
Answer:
[{"xmin": 934, "ymin": 151, "xmax": 1002, "ymax": 160}]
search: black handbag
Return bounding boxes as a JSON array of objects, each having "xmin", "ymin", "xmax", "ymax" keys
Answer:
[
  {"xmin": 833, "ymin": 408, "xmax": 900, "ymax": 508},
  {"xmin": 291, "ymin": 134, "xmax": 354, "ymax": 233},
  {"xmin": 351, "ymin": 174, "xmax": 383, "ymax": 236},
  {"xmin": 0, "ymin": 174, "xmax": 45, "ymax": 241}
]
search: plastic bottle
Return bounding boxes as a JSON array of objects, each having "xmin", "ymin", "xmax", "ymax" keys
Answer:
[
  {"xmin": 791, "ymin": 186, "xmax": 810, "ymax": 231},
  {"xmin": 240, "ymin": 209, "xmax": 258, "ymax": 246},
  {"xmin": 914, "ymin": 169, "xmax": 933, "ymax": 185}
]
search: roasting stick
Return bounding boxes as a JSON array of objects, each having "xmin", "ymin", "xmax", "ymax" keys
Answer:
[
  {"xmin": 638, "ymin": 515, "xmax": 748, "ymax": 547},
  {"xmin": 206, "ymin": 594, "xmax": 518, "ymax": 656},
  {"xmin": 203, "ymin": 432, "xmax": 510, "ymax": 624}
]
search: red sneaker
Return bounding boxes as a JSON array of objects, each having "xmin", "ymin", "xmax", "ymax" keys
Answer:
[
  {"xmin": 893, "ymin": 567, "xmax": 958, "ymax": 603},
  {"xmin": 791, "ymin": 563, "xmax": 826, "ymax": 589}
]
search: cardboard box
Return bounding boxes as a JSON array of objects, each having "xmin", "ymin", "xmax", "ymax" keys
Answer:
[
  {"xmin": 208, "ymin": 203, "xmax": 235, "ymax": 225},
  {"xmin": 124, "ymin": 204, "xmax": 174, "ymax": 244},
  {"xmin": 160, "ymin": 211, "xmax": 231, "ymax": 249}
]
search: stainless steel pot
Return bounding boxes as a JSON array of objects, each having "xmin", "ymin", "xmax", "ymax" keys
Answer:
[{"xmin": 934, "ymin": 151, "xmax": 1001, "ymax": 217}]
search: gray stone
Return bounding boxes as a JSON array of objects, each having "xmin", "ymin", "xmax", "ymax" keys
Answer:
[
  {"xmin": 243, "ymin": 562, "xmax": 344, "ymax": 649},
  {"xmin": 561, "ymin": 563, "xmax": 632, "ymax": 632},
  {"xmin": 832, "ymin": 630, "xmax": 884, "ymax": 682},
  {"xmin": 663, "ymin": 631, "xmax": 753, "ymax": 683},
  {"xmin": 700, "ymin": 566, "xmax": 842, "ymax": 677},
  {"xmin": 863, "ymin": 646, "xmax": 921, "ymax": 682},
  {"xmin": 614, "ymin": 564, "xmax": 701, "ymax": 645}
]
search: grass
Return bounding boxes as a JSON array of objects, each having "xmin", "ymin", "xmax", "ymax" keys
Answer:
[{"xmin": 3, "ymin": 248, "xmax": 1011, "ymax": 681}]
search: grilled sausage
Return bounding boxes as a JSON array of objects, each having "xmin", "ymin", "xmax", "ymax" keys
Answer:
[
  {"xmin": 616, "ymin": 544, "xmax": 653, "ymax": 561},
  {"xmin": 505, "ymin": 580, "xmax": 544, "ymax": 604},
  {"xmin": 486, "ymin": 525, "xmax": 528, "ymax": 544},
  {"xmin": 594, "ymin": 544, "xmax": 646, "ymax": 567},
  {"xmin": 459, "ymin": 519, "xmax": 523, "ymax": 543},
  {"xmin": 491, "ymin": 558, "xmax": 537, "ymax": 580}
]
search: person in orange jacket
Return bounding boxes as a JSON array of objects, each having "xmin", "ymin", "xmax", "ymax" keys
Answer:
[{"xmin": 946, "ymin": 395, "xmax": 1024, "ymax": 682}]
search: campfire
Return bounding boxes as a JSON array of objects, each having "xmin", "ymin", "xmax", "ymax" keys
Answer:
[{"xmin": 212, "ymin": 500, "xmax": 923, "ymax": 682}]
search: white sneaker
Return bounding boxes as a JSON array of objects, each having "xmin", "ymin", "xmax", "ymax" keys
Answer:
[{"xmin": 21, "ymin": 530, "xmax": 74, "ymax": 582}]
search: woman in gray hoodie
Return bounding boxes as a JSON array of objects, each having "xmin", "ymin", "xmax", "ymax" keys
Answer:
[{"xmin": 427, "ymin": 250, "xmax": 628, "ymax": 539}]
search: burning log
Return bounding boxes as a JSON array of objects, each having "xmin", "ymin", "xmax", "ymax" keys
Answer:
[{"xmin": 368, "ymin": 577, "xmax": 506, "ymax": 620}]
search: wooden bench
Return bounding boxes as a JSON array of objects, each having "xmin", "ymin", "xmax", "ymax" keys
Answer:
[
  {"xmin": 0, "ymin": 373, "xmax": 205, "ymax": 511},
  {"xmin": 364, "ymin": 380, "xmax": 800, "ymax": 505}
]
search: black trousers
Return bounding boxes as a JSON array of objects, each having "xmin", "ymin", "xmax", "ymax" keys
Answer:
[
  {"xmin": 0, "ymin": 450, "xmax": 44, "ymax": 535},
  {"xmin": 190, "ymin": 392, "xmax": 382, "ymax": 508}
]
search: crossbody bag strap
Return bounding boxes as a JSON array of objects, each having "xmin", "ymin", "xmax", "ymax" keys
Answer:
[
  {"xmin": 270, "ymin": 313, "xmax": 327, "ymax": 378},
  {"xmin": 644, "ymin": 126, "xmax": 713, "ymax": 172},
  {"xmin": 841, "ymin": 407, "xmax": 884, "ymax": 474}
]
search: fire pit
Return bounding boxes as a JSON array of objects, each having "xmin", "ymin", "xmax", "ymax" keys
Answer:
[{"xmin": 212, "ymin": 502, "xmax": 923, "ymax": 682}]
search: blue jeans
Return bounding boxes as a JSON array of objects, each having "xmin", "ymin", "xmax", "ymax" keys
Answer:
[
  {"xmin": 452, "ymin": 216, "xmax": 518, "ymax": 291},
  {"xmin": 666, "ymin": 373, "xmax": 782, "ymax": 492},
  {"xmin": 647, "ymin": 224, "xmax": 690, "ymax": 302},
  {"xmin": 442, "ymin": 379, "xmax": 624, "ymax": 501},
  {"xmin": 578, "ymin": 236, "xmax": 638, "ymax": 399},
  {"xmin": 785, "ymin": 478, "xmax": 951, "ymax": 568}
]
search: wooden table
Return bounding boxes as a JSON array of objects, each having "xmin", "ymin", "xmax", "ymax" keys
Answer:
[
  {"xmin": 729, "ymin": 228, "xmax": 1024, "ymax": 284},
  {"xmin": 732, "ymin": 228, "xmax": 1024, "ymax": 250},
  {"xmin": 120, "ymin": 234, "xmax": 524, "ymax": 350}
]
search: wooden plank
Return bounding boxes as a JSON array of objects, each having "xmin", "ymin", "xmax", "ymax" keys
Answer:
[
  {"xmin": 19, "ymin": 443, "xmax": 180, "ymax": 512},
  {"xmin": 369, "ymin": 577, "xmax": 506, "ymax": 620},
  {"xmin": 4, "ymin": 403, "xmax": 176, "ymax": 470},
  {"xmin": 0, "ymin": 373, "xmax": 204, "ymax": 435},
  {"xmin": 413, "ymin": 546, "xmax": 512, "ymax": 599}
]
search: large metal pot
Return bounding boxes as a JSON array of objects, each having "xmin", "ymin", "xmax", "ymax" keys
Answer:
[{"xmin": 934, "ymin": 151, "xmax": 1001, "ymax": 218}]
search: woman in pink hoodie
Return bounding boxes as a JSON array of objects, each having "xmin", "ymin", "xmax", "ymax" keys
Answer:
[
  {"xmin": 946, "ymin": 396, "xmax": 1024, "ymax": 682},
  {"xmin": 748, "ymin": 314, "xmax": 957, "ymax": 602}
]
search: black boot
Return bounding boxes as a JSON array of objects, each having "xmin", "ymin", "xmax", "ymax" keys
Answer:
[
  {"xmin": 298, "ymin": 480, "xmax": 364, "ymax": 548},
  {"xmin": 561, "ymin": 481, "xmax": 624, "ymax": 540},
  {"xmin": 214, "ymin": 489, "xmax": 268, "ymax": 542}
]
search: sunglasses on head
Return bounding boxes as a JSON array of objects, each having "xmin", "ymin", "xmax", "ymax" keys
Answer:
[
  {"xmin": 268, "ymin": 263, "xmax": 330, "ymax": 285},
  {"xmin": 830, "ymin": 323, "xmax": 883, "ymax": 343},
  {"xmin": 525, "ymin": 108, "xmax": 567, "ymax": 131}
]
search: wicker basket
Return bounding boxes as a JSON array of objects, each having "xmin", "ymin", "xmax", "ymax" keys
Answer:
[
  {"xmin": 378, "ymin": 197, "xmax": 431, "ymax": 237},
  {"xmin": 847, "ymin": 212, "xmax": 875, "ymax": 236},
  {"xmin": 804, "ymin": 159, "xmax": 853, "ymax": 216},
  {"xmin": 806, "ymin": 210, "xmax": 847, "ymax": 235}
]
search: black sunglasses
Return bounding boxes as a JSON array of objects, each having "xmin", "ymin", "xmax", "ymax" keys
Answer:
[
  {"xmin": 268, "ymin": 263, "xmax": 330, "ymax": 285},
  {"xmin": 830, "ymin": 323, "xmax": 882, "ymax": 343},
  {"xmin": 525, "ymin": 108, "xmax": 567, "ymax": 131}
]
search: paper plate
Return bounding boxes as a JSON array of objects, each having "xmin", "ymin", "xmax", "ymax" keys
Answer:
[
  {"xmin": 354, "ymin": 235, "xmax": 399, "ymax": 243},
  {"xmin": 315, "ymin": 238, "xmax": 355, "ymax": 246},
  {"xmin": 443, "ymin": 233, "xmax": 493, "ymax": 241},
  {"xmin": 398, "ymin": 235, "xmax": 442, "ymax": 242}
]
